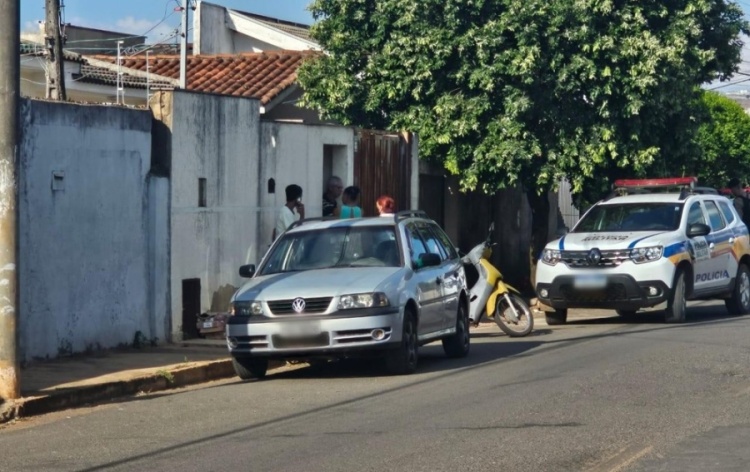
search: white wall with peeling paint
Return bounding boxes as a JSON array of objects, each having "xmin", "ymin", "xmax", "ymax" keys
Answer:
[
  {"xmin": 155, "ymin": 92, "xmax": 355, "ymax": 342},
  {"xmin": 18, "ymin": 100, "xmax": 168, "ymax": 361},
  {"xmin": 165, "ymin": 91, "xmax": 261, "ymax": 340}
]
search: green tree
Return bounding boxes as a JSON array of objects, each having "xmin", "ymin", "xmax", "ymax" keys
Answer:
[
  {"xmin": 299, "ymin": 0, "xmax": 747, "ymax": 260},
  {"xmin": 690, "ymin": 90, "xmax": 750, "ymax": 188}
]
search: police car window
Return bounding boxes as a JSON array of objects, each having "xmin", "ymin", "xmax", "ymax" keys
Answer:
[
  {"xmin": 718, "ymin": 200, "xmax": 736, "ymax": 225},
  {"xmin": 687, "ymin": 202, "xmax": 706, "ymax": 226},
  {"xmin": 705, "ymin": 200, "xmax": 726, "ymax": 231},
  {"xmin": 572, "ymin": 203, "xmax": 683, "ymax": 233}
]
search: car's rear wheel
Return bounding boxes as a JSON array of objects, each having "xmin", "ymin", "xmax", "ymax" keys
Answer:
[
  {"xmin": 443, "ymin": 301, "xmax": 470, "ymax": 358},
  {"xmin": 664, "ymin": 270, "xmax": 687, "ymax": 323},
  {"xmin": 232, "ymin": 357, "xmax": 268, "ymax": 380},
  {"xmin": 726, "ymin": 264, "xmax": 750, "ymax": 315},
  {"xmin": 385, "ymin": 310, "xmax": 418, "ymax": 375},
  {"xmin": 545, "ymin": 309, "xmax": 567, "ymax": 325}
]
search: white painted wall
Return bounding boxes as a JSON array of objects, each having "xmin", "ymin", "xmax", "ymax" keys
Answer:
[
  {"xmin": 194, "ymin": 1, "xmax": 234, "ymax": 55},
  {"xmin": 18, "ymin": 99, "xmax": 166, "ymax": 361},
  {"xmin": 165, "ymin": 91, "xmax": 262, "ymax": 340},
  {"xmin": 259, "ymin": 122, "xmax": 354, "ymax": 249}
]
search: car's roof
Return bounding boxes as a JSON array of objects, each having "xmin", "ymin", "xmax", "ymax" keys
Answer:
[
  {"xmin": 286, "ymin": 216, "xmax": 430, "ymax": 233},
  {"xmin": 599, "ymin": 193, "xmax": 729, "ymax": 205}
]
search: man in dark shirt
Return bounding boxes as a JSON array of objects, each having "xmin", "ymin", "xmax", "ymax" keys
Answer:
[{"xmin": 323, "ymin": 176, "xmax": 343, "ymax": 217}]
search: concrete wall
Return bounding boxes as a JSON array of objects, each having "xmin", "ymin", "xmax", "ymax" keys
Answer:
[
  {"xmin": 18, "ymin": 99, "xmax": 167, "ymax": 361},
  {"xmin": 153, "ymin": 91, "xmax": 261, "ymax": 340},
  {"xmin": 259, "ymin": 122, "xmax": 355, "ymax": 248},
  {"xmin": 195, "ymin": 1, "xmax": 234, "ymax": 55}
]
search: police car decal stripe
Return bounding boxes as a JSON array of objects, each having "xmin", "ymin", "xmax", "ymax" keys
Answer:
[
  {"xmin": 664, "ymin": 242, "xmax": 686, "ymax": 258},
  {"xmin": 559, "ymin": 236, "xmax": 566, "ymax": 250},
  {"xmin": 627, "ymin": 232, "xmax": 665, "ymax": 249}
]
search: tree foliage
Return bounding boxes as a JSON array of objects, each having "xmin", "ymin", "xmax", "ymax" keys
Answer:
[
  {"xmin": 300, "ymin": 0, "xmax": 746, "ymax": 195},
  {"xmin": 299, "ymin": 0, "xmax": 747, "ymax": 261},
  {"xmin": 690, "ymin": 91, "xmax": 750, "ymax": 188}
]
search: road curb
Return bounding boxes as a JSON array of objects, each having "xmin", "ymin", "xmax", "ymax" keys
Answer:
[{"xmin": 1, "ymin": 359, "xmax": 284, "ymax": 424}]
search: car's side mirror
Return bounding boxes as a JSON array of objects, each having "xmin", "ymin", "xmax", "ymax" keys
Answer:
[
  {"xmin": 687, "ymin": 223, "xmax": 711, "ymax": 238},
  {"xmin": 418, "ymin": 253, "xmax": 442, "ymax": 268},
  {"xmin": 239, "ymin": 264, "xmax": 256, "ymax": 278}
]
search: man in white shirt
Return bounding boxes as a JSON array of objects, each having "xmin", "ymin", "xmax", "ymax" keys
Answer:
[{"xmin": 273, "ymin": 184, "xmax": 305, "ymax": 241}]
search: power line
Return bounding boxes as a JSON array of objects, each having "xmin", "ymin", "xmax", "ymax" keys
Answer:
[{"xmin": 708, "ymin": 76, "xmax": 750, "ymax": 90}]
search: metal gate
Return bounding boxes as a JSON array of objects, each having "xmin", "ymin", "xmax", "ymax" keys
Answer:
[{"xmin": 353, "ymin": 130, "xmax": 412, "ymax": 216}]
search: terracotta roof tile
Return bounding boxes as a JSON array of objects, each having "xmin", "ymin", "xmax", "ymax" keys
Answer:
[{"xmin": 87, "ymin": 51, "xmax": 319, "ymax": 105}]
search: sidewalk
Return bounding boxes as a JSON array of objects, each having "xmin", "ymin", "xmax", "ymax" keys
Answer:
[{"xmin": 0, "ymin": 340, "xmax": 254, "ymax": 424}]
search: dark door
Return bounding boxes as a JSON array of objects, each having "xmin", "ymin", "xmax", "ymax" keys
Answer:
[{"xmin": 182, "ymin": 278, "xmax": 201, "ymax": 339}]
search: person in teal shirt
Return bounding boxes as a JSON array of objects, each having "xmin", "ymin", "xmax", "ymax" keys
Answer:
[{"xmin": 338, "ymin": 186, "xmax": 362, "ymax": 218}]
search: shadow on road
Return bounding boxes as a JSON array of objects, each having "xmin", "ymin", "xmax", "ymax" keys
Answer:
[
  {"xmin": 269, "ymin": 337, "xmax": 544, "ymax": 380},
  {"xmin": 565, "ymin": 303, "xmax": 737, "ymax": 326}
]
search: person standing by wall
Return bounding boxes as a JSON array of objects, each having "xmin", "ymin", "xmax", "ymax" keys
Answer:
[
  {"xmin": 729, "ymin": 178, "xmax": 750, "ymax": 229},
  {"xmin": 337, "ymin": 186, "xmax": 362, "ymax": 218},
  {"xmin": 273, "ymin": 184, "xmax": 305, "ymax": 241},
  {"xmin": 376, "ymin": 195, "xmax": 396, "ymax": 216},
  {"xmin": 323, "ymin": 176, "xmax": 344, "ymax": 217}
]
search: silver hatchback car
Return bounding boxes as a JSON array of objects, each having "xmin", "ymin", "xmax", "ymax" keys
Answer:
[{"xmin": 227, "ymin": 211, "xmax": 470, "ymax": 378}]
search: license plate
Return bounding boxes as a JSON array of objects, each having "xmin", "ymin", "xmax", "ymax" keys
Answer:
[
  {"xmin": 573, "ymin": 275, "xmax": 607, "ymax": 289},
  {"xmin": 202, "ymin": 321, "xmax": 214, "ymax": 329},
  {"xmin": 280, "ymin": 321, "xmax": 321, "ymax": 338}
]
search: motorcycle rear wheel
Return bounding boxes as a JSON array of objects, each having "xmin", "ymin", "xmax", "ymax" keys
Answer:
[{"xmin": 495, "ymin": 293, "xmax": 534, "ymax": 337}]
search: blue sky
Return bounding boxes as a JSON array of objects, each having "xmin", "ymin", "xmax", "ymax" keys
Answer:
[{"xmin": 21, "ymin": 0, "xmax": 314, "ymax": 43}]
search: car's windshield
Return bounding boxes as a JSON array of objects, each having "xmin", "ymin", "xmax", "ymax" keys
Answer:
[
  {"xmin": 259, "ymin": 226, "xmax": 400, "ymax": 275},
  {"xmin": 573, "ymin": 203, "xmax": 684, "ymax": 233}
]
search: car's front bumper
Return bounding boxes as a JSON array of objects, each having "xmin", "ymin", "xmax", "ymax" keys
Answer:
[
  {"xmin": 226, "ymin": 307, "xmax": 401, "ymax": 359},
  {"xmin": 536, "ymin": 274, "xmax": 671, "ymax": 310}
]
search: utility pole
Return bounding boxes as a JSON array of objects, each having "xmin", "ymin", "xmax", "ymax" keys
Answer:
[
  {"xmin": 44, "ymin": 0, "xmax": 66, "ymax": 100},
  {"xmin": 179, "ymin": 0, "xmax": 189, "ymax": 89},
  {"xmin": 0, "ymin": 0, "xmax": 20, "ymax": 406}
]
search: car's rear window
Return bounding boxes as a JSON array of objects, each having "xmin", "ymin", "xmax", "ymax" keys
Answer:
[
  {"xmin": 260, "ymin": 226, "xmax": 399, "ymax": 275},
  {"xmin": 573, "ymin": 203, "xmax": 684, "ymax": 233}
]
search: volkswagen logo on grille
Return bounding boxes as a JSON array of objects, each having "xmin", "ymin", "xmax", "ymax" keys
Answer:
[
  {"xmin": 587, "ymin": 248, "xmax": 602, "ymax": 266},
  {"xmin": 291, "ymin": 297, "xmax": 306, "ymax": 313}
]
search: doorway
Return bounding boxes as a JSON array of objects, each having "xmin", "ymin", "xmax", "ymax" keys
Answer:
[{"xmin": 182, "ymin": 278, "xmax": 201, "ymax": 339}]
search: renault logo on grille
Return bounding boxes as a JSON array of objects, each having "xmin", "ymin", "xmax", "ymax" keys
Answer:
[
  {"xmin": 587, "ymin": 248, "xmax": 602, "ymax": 266},
  {"xmin": 291, "ymin": 297, "xmax": 306, "ymax": 313}
]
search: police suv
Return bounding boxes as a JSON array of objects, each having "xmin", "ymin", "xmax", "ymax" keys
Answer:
[{"xmin": 536, "ymin": 178, "xmax": 750, "ymax": 324}]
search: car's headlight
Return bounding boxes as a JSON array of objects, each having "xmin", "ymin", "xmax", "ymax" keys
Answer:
[
  {"xmin": 338, "ymin": 292, "xmax": 390, "ymax": 310},
  {"xmin": 229, "ymin": 301, "xmax": 263, "ymax": 316},
  {"xmin": 630, "ymin": 246, "xmax": 663, "ymax": 264},
  {"xmin": 542, "ymin": 249, "xmax": 561, "ymax": 266}
]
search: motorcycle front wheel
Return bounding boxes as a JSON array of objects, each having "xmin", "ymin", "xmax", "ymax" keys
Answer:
[{"xmin": 495, "ymin": 293, "xmax": 534, "ymax": 337}]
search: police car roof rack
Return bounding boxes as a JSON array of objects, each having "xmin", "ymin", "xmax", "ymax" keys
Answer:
[{"xmin": 608, "ymin": 177, "xmax": 698, "ymax": 201}]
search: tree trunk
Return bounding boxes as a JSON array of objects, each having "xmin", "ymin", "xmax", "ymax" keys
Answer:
[{"xmin": 526, "ymin": 190, "xmax": 551, "ymax": 290}]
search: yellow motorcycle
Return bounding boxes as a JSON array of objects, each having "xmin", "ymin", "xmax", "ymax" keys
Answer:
[{"xmin": 462, "ymin": 223, "xmax": 534, "ymax": 337}]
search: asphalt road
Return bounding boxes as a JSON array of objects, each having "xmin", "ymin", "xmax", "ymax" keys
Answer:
[{"xmin": 4, "ymin": 301, "xmax": 750, "ymax": 472}]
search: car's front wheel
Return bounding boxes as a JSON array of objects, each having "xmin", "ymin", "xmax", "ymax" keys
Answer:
[
  {"xmin": 443, "ymin": 301, "xmax": 470, "ymax": 358},
  {"xmin": 385, "ymin": 310, "xmax": 418, "ymax": 375},
  {"xmin": 232, "ymin": 357, "xmax": 268, "ymax": 380},
  {"xmin": 726, "ymin": 264, "xmax": 750, "ymax": 315},
  {"xmin": 664, "ymin": 270, "xmax": 687, "ymax": 323}
]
